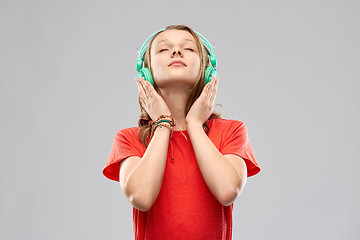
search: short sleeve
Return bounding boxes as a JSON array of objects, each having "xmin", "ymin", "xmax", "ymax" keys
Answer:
[
  {"xmin": 220, "ymin": 120, "xmax": 261, "ymax": 177},
  {"xmin": 102, "ymin": 128, "xmax": 143, "ymax": 182}
]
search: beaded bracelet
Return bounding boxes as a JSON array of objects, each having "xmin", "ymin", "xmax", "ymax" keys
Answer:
[
  {"xmin": 154, "ymin": 122, "xmax": 174, "ymax": 138},
  {"xmin": 149, "ymin": 115, "xmax": 176, "ymax": 139},
  {"xmin": 152, "ymin": 120, "xmax": 174, "ymax": 132},
  {"xmin": 155, "ymin": 114, "xmax": 174, "ymax": 122},
  {"xmin": 149, "ymin": 115, "xmax": 174, "ymax": 126},
  {"xmin": 149, "ymin": 115, "xmax": 175, "ymax": 128},
  {"xmin": 156, "ymin": 119, "xmax": 174, "ymax": 127}
]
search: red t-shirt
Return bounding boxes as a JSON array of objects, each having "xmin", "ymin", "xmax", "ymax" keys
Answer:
[{"xmin": 103, "ymin": 118, "xmax": 261, "ymax": 240}]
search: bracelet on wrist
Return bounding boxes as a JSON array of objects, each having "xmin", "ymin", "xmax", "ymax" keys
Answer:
[{"xmin": 151, "ymin": 121, "xmax": 174, "ymax": 138}]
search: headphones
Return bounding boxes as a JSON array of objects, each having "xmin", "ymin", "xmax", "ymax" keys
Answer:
[{"xmin": 136, "ymin": 28, "xmax": 218, "ymax": 86}]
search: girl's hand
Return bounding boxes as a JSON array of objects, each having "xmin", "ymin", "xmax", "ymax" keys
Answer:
[
  {"xmin": 136, "ymin": 78, "xmax": 172, "ymax": 121},
  {"xmin": 185, "ymin": 77, "xmax": 219, "ymax": 126}
]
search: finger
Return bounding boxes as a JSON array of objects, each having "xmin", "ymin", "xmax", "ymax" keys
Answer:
[
  {"xmin": 138, "ymin": 95, "xmax": 145, "ymax": 107},
  {"xmin": 209, "ymin": 78, "xmax": 218, "ymax": 104},
  {"xmin": 137, "ymin": 87, "xmax": 146, "ymax": 107},
  {"xmin": 136, "ymin": 78, "xmax": 149, "ymax": 102},
  {"xmin": 139, "ymin": 78, "xmax": 151, "ymax": 100},
  {"xmin": 208, "ymin": 78, "xmax": 216, "ymax": 100},
  {"xmin": 203, "ymin": 80, "xmax": 212, "ymax": 100},
  {"xmin": 148, "ymin": 81, "xmax": 159, "ymax": 98},
  {"xmin": 144, "ymin": 80, "xmax": 154, "ymax": 99},
  {"xmin": 143, "ymin": 80, "xmax": 154, "ymax": 99},
  {"xmin": 206, "ymin": 77, "xmax": 216, "ymax": 101}
]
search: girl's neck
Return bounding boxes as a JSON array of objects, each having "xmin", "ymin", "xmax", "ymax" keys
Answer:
[{"xmin": 158, "ymin": 88, "xmax": 190, "ymax": 131}]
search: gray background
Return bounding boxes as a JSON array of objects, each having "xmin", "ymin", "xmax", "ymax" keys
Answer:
[{"xmin": 1, "ymin": 0, "xmax": 359, "ymax": 239}]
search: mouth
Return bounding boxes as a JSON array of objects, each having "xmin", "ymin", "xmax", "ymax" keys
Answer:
[{"xmin": 168, "ymin": 60, "xmax": 186, "ymax": 67}]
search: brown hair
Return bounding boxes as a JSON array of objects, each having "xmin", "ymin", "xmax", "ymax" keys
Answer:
[{"xmin": 137, "ymin": 25, "xmax": 223, "ymax": 147}]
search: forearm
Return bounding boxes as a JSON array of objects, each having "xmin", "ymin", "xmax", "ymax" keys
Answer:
[
  {"xmin": 186, "ymin": 122, "xmax": 241, "ymax": 205},
  {"xmin": 125, "ymin": 127, "xmax": 170, "ymax": 210}
]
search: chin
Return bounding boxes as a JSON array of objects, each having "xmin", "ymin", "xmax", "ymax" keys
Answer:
[{"xmin": 155, "ymin": 75, "xmax": 198, "ymax": 88}]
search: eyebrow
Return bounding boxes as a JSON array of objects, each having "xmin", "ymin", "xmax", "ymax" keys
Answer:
[{"xmin": 155, "ymin": 38, "xmax": 196, "ymax": 46}]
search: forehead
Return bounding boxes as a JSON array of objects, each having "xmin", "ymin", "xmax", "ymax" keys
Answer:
[{"xmin": 151, "ymin": 29, "xmax": 197, "ymax": 46}]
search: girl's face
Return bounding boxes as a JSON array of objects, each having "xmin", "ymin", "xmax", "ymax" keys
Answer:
[{"xmin": 150, "ymin": 29, "xmax": 201, "ymax": 89}]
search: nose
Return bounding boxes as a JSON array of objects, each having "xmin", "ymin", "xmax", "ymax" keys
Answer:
[{"xmin": 171, "ymin": 48, "xmax": 182, "ymax": 57}]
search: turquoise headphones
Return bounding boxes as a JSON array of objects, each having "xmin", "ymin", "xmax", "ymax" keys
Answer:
[{"xmin": 136, "ymin": 28, "xmax": 218, "ymax": 86}]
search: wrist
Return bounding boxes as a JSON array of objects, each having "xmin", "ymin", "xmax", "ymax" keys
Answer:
[
  {"xmin": 151, "ymin": 117, "xmax": 175, "ymax": 138},
  {"xmin": 154, "ymin": 124, "xmax": 172, "ymax": 132},
  {"xmin": 186, "ymin": 120, "xmax": 203, "ymax": 131}
]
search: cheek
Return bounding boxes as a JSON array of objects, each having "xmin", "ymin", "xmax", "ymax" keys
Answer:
[
  {"xmin": 194, "ymin": 58, "xmax": 201, "ymax": 72},
  {"xmin": 151, "ymin": 56, "xmax": 165, "ymax": 72}
]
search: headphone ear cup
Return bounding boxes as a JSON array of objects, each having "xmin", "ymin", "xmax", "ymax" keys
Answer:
[
  {"xmin": 209, "ymin": 54, "xmax": 217, "ymax": 68},
  {"xmin": 205, "ymin": 66, "xmax": 218, "ymax": 84},
  {"xmin": 139, "ymin": 68, "xmax": 154, "ymax": 86}
]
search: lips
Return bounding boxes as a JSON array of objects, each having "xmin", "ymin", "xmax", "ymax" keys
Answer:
[{"xmin": 168, "ymin": 60, "xmax": 186, "ymax": 67}]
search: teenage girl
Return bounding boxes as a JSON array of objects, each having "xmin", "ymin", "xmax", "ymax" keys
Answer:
[{"xmin": 103, "ymin": 24, "xmax": 261, "ymax": 240}]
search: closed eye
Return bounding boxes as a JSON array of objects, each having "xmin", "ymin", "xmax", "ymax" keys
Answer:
[
  {"xmin": 185, "ymin": 48, "xmax": 194, "ymax": 51},
  {"xmin": 159, "ymin": 49, "xmax": 168, "ymax": 52}
]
